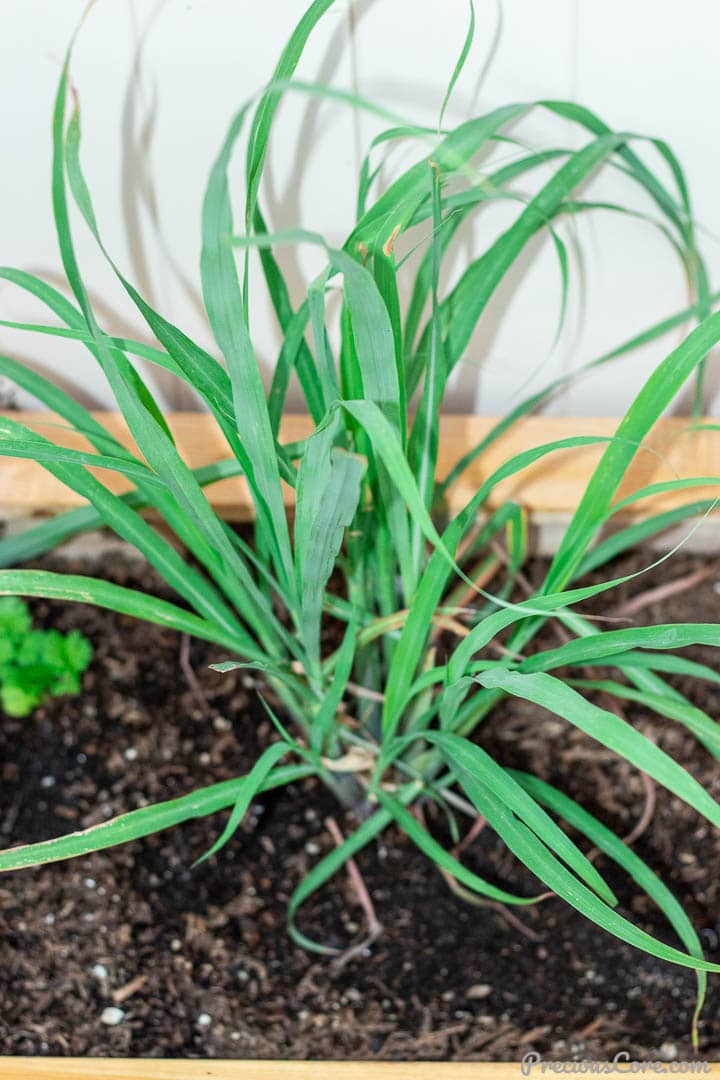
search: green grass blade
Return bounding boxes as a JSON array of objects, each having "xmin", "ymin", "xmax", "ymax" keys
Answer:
[
  {"xmin": 253, "ymin": 206, "xmax": 325, "ymax": 425},
  {"xmin": 569, "ymin": 678, "xmax": 720, "ymax": 759},
  {"xmin": 349, "ymin": 104, "xmax": 528, "ymax": 253},
  {"xmin": 195, "ymin": 741, "xmax": 292, "ymax": 864},
  {"xmin": 0, "ymin": 764, "xmax": 314, "ymax": 872},
  {"xmin": 62, "ymin": 103, "xmax": 290, "ymax": 652},
  {"xmin": 577, "ymin": 500, "xmax": 717, "ymax": 576},
  {"xmin": 477, "ymin": 670, "xmax": 720, "ymax": 832},
  {"xmin": 0, "ymin": 456, "xmax": 243, "ymax": 568},
  {"xmin": 521, "ymin": 624, "xmax": 720, "ymax": 674},
  {"xmin": 201, "ymin": 105, "xmax": 296, "ymax": 596},
  {"xmin": 511, "ymin": 769, "xmax": 707, "ymax": 1043},
  {"xmin": 436, "ymin": 737, "xmax": 720, "ymax": 972},
  {"xmin": 408, "ymin": 162, "xmax": 445, "ymax": 577},
  {"xmin": 376, "ymin": 789, "xmax": 546, "ymax": 906},
  {"xmin": 436, "ymin": 132, "xmax": 628, "ymax": 371},
  {"xmin": 438, "ymin": 0, "xmax": 475, "ymax": 130},
  {"xmin": 604, "ymin": 651, "xmax": 720, "ymax": 687},
  {"xmin": 545, "ymin": 312, "xmax": 720, "ymax": 592},
  {"xmin": 287, "ymin": 782, "xmax": 419, "ymax": 954},
  {"xmin": 245, "ymin": 0, "xmax": 337, "ymax": 229},
  {"xmin": 311, "ymin": 620, "xmax": 357, "ymax": 759},
  {"xmin": 0, "ymin": 417, "xmax": 255, "ymax": 647},
  {"xmin": 437, "ymin": 293, "xmax": 720, "ymax": 504},
  {"xmin": 0, "ymin": 569, "xmax": 248, "ymax": 652},
  {"xmin": 294, "ymin": 416, "xmax": 365, "ymax": 676},
  {"xmin": 414, "ymin": 732, "xmax": 616, "ymax": 904}
]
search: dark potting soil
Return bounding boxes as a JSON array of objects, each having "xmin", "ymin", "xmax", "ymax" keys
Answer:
[{"xmin": 0, "ymin": 549, "xmax": 719, "ymax": 1061}]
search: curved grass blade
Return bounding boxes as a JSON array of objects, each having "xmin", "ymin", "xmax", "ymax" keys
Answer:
[
  {"xmin": 604, "ymin": 650, "xmax": 720, "ymax": 688},
  {"xmin": 521, "ymin": 624, "xmax": 720, "ymax": 674},
  {"xmin": 0, "ymin": 425, "xmax": 159, "ymax": 487},
  {"xmin": 476, "ymin": 670, "xmax": 720, "ymax": 832},
  {"xmin": 436, "ymin": 293, "xmax": 720, "ymax": 504},
  {"xmin": 287, "ymin": 782, "xmax": 420, "ymax": 954},
  {"xmin": 511, "ymin": 770, "xmax": 707, "ymax": 1045},
  {"xmin": 61, "ymin": 101, "xmax": 290, "ymax": 653},
  {"xmin": 577, "ymin": 500, "xmax": 718, "ymax": 576},
  {"xmin": 438, "ymin": 0, "xmax": 475, "ymax": 130},
  {"xmin": 569, "ymin": 677, "xmax": 720, "ymax": 759},
  {"xmin": 376, "ymin": 788, "xmax": 547, "ymax": 906},
  {"xmin": 435, "ymin": 131, "xmax": 629, "ymax": 373},
  {"xmin": 0, "ymin": 416, "xmax": 254, "ymax": 648},
  {"xmin": 0, "ymin": 569, "xmax": 251, "ymax": 653},
  {"xmin": 194, "ymin": 741, "xmax": 292, "ymax": 865},
  {"xmin": 433, "ymin": 733, "xmax": 720, "ymax": 972},
  {"xmin": 245, "ymin": 0, "xmax": 337, "ymax": 229},
  {"xmin": 295, "ymin": 416, "xmax": 365, "ymax": 676},
  {"xmin": 202, "ymin": 104, "xmax": 295, "ymax": 596},
  {"xmin": 410, "ymin": 731, "xmax": 616, "ymax": 905},
  {"xmin": 0, "ymin": 764, "xmax": 314, "ymax": 872},
  {"xmin": 0, "ymin": 456, "xmax": 243, "ymax": 568},
  {"xmin": 545, "ymin": 312, "xmax": 720, "ymax": 592}
]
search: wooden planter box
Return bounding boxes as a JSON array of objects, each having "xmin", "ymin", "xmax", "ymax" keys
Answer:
[
  {"xmin": 0, "ymin": 1060, "xmax": 537, "ymax": 1077},
  {"xmin": 0, "ymin": 412, "xmax": 718, "ymax": 1077},
  {"xmin": 0, "ymin": 1059, "xmax": 594, "ymax": 1078},
  {"xmin": 1, "ymin": 412, "xmax": 718, "ymax": 540}
]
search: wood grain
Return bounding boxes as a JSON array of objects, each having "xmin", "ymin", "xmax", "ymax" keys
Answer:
[
  {"xmin": 0, "ymin": 1062, "xmax": 668, "ymax": 1079},
  {"xmin": 1, "ymin": 412, "xmax": 717, "ymax": 521},
  {"xmin": 3, "ymin": 1060, "xmax": 720, "ymax": 1078}
]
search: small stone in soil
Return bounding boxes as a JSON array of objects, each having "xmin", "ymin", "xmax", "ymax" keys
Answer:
[
  {"xmin": 100, "ymin": 1007, "xmax": 125, "ymax": 1026},
  {"xmin": 196, "ymin": 1013, "xmax": 212, "ymax": 1028},
  {"xmin": 467, "ymin": 983, "xmax": 492, "ymax": 1000},
  {"xmin": 91, "ymin": 964, "xmax": 108, "ymax": 980}
]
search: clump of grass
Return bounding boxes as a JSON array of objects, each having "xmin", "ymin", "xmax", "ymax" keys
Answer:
[
  {"xmin": 0, "ymin": 0, "xmax": 719, "ymax": 1043},
  {"xmin": 0, "ymin": 596, "xmax": 91, "ymax": 717}
]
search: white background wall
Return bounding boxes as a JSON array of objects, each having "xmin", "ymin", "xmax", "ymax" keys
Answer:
[{"xmin": 2, "ymin": 0, "xmax": 720, "ymax": 416}]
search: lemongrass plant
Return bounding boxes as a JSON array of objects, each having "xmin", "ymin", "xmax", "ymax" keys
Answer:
[{"xmin": 1, "ymin": 0, "xmax": 720, "ymax": 1038}]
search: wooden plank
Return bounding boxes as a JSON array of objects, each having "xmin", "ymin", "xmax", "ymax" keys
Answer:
[
  {"xmin": 3, "ymin": 1060, "xmax": 720, "ymax": 1079},
  {"xmin": 0, "ymin": 1062, "xmax": 523, "ymax": 1078},
  {"xmin": 0, "ymin": 412, "xmax": 717, "ymax": 521}
]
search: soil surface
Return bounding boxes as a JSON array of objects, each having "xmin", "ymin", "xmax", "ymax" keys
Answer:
[{"xmin": 0, "ymin": 549, "xmax": 719, "ymax": 1061}]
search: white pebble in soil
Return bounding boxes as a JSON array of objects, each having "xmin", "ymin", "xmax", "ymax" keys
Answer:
[
  {"xmin": 100, "ymin": 1007, "xmax": 125, "ymax": 1027},
  {"xmin": 196, "ymin": 1013, "xmax": 212, "ymax": 1029},
  {"xmin": 91, "ymin": 964, "xmax": 108, "ymax": 981}
]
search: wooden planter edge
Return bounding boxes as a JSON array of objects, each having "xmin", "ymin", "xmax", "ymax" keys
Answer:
[
  {"xmin": 4, "ymin": 1060, "xmax": 719, "ymax": 1078},
  {"xmin": 0, "ymin": 410, "xmax": 718, "ymax": 529}
]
